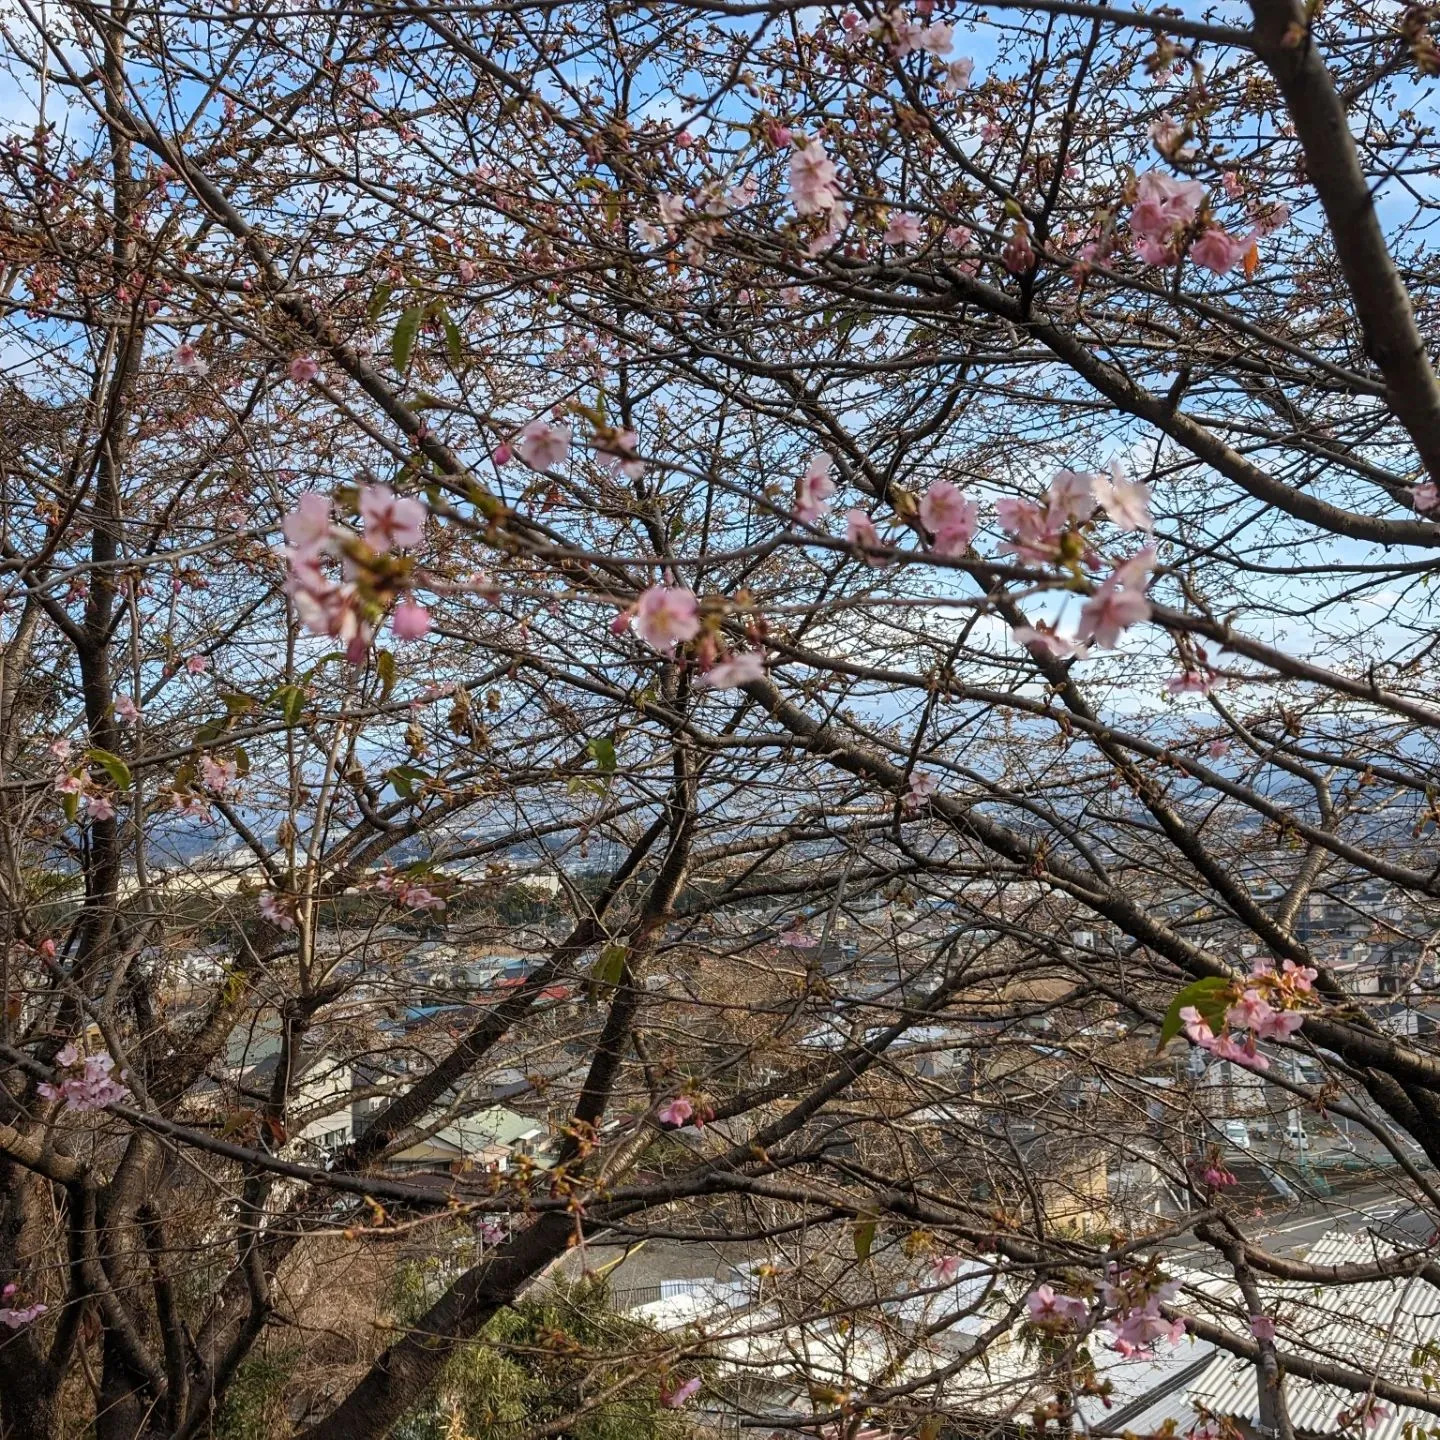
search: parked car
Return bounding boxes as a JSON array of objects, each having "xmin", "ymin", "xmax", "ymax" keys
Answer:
[{"xmin": 1220, "ymin": 1119, "xmax": 1252, "ymax": 1150}]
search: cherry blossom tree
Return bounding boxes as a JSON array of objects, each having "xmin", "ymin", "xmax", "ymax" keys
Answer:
[{"xmin": 3, "ymin": 0, "xmax": 1440, "ymax": 1437}]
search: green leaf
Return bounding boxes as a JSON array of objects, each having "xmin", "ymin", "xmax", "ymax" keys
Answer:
[
  {"xmin": 62, "ymin": 788, "xmax": 79, "ymax": 823},
  {"xmin": 1158, "ymin": 976, "xmax": 1233, "ymax": 1050},
  {"xmin": 385, "ymin": 764, "xmax": 429, "ymax": 800},
  {"xmin": 392, "ymin": 304, "xmax": 423, "ymax": 374},
  {"xmin": 366, "ymin": 282, "xmax": 393, "ymax": 323},
  {"xmin": 233, "ymin": 746, "xmax": 251, "ymax": 778},
  {"xmin": 597, "ymin": 943, "xmax": 626, "ymax": 984},
  {"xmin": 86, "ymin": 747, "xmax": 132, "ymax": 791},
  {"xmin": 270, "ymin": 684, "xmax": 306, "ymax": 727},
  {"xmin": 585, "ymin": 736, "xmax": 617, "ymax": 773},
  {"xmin": 589, "ymin": 942, "xmax": 627, "ymax": 1000},
  {"xmin": 194, "ymin": 718, "xmax": 228, "ymax": 745},
  {"xmin": 435, "ymin": 304, "xmax": 463, "ymax": 369},
  {"xmin": 853, "ymin": 1219, "xmax": 877, "ymax": 1261},
  {"xmin": 220, "ymin": 691, "xmax": 256, "ymax": 716},
  {"xmin": 376, "ymin": 649, "xmax": 397, "ymax": 702}
]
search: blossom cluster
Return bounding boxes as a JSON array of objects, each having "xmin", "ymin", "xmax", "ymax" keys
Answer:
[
  {"xmin": 48, "ymin": 739, "xmax": 119, "ymax": 821},
  {"xmin": 281, "ymin": 484, "xmax": 428, "ymax": 662},
  {"xmin": 656, "ymin": 1095, "xmax": 709, "ymax": 1128},
  {"xmin": 1025, "ymin": 1265, "xmax": 1186, "ymax": 1357},
  {"xmin": 1026, "ymin": 1283, "xmax": 1090, "ymax": 1330},
  {"xmin": 258, "ymin": 890, "xmax": 298, "ymax": 932},
  {"xmin": 37, "ymin": 1042, "xmax": 130, "ymax": 1112},
  {"xmin": 372, "ymin": 871, "xmax": 445, "ymax": 911},
  {"xmin": 660, "ymin": 1376, "xmax": 702, "ymax": 1408},
  {"xmin": 1181, "ymin": 959, "xmax": 1314, "ymax": 1072},
  {"xmin": 0, "ymin": 1283, "xmax": 45, "ymax": 1329},
  {"xmin": 1100, "ymin": 1267, "xmax": 1185, "ymax": 1356},
  {"xmin": 1128, "ymin": 170, "xmax": 1282, "ymax": 276},
  {"xmin": 614, "ymin": 583, "xmax": 766, "ymax": 689}
]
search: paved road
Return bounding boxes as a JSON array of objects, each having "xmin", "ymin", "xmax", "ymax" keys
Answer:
[{"xmin": 1167, "ymin": 1181, "xmax": 1428, "ymax": 1263}]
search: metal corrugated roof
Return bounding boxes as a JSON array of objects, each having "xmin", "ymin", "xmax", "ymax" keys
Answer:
[{"xmin": 1117, "ymin": 1229, "xmax": 1440, "ymax": 1440}]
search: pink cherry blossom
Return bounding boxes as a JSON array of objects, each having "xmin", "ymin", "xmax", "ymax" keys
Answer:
[
  {"xmin": 1191, "ymin": 225, "xmax": 1250, "ymax": 276},
  {"xmin": 38, "ymin": 1050, "xmax": 129, "ymax": 1112},
  {"xmin": 1148, "ymin": 114, "xmax": 1183, "ymax": 154},
  {"xmin": 660, "ymin": 1377, "xmax": 702, "ymax": 1408},
  {"xmin": 114, "ymin": 694, "xmax": 140, "ymax": 723},
  {"xmin": 1201, "ymin": 1164, "xmax": 1236, "ymax": 1188},
  {"xmin": 288, "ymin": 355, "xmax": 320, "ymax": 383},
  {"xmin": 1225, "ymin": 989, "xmax": 1272, "ymax": 1033},
  {"xmin": 1249, "ymin": 1313, "xmax": 1277, "ymax": 1341},
  {"xmin": 1129, "ymin": 171, "xmax": 1204, "ymax": 262},
  {"xmin": 1077, "ymin": 578, "xmax": 1151, "ymax": 649},
  {"xmin": 789, "ymin": 139, "xmax": 842, "ymax": 216},
  {"xmin": 884, "ymin": 212, "xmax": 923, "ymax": 247},
  {"xmin": 918, "ymin": 21, "xmax": 954, "ymax": 53},
  {"xmin": 1135, "ymin": 233, "xmax": 1179, "ymax": 266},
  {"xmin": 1002, "ymin": 230, "xmax": 1036, "ymax": 273},
  {"xmin": 1107, "ymin": 1306, "xmax": 1186, "ymax": 1355},
  {"xmin": 86, "ymin": 793, "xmax": 116, "ymax": 821},
  {"xmin": 1046, "ymin": 469, "xmax": 1095, "ymax": 522},
  {"xmin": 1212, "ymin": 1032, "xmax": 1270, "ymax": 1070},
  {"xmin": 1413, "ymin": 482, "xmax": 1438, "ymax": 514},
  {"xmin": 1167, "ymin": 670, "xmax": 1215, "ymax": 696},
  {"xmin": 930, "ymin": 1254, "xmax": 966, "ymax": 1284},
  {"xmin": 632, "ymin": 585, "xmax": 701, "ymax": 655},
  {"xmin": 1252, "ymin": 1006, "xmax": 1305, "ymax": 1042},
  {"xmin": 259, "ymin": 890, "xmax": 297, "ymax": 932},
  {"xmin": 172, "ymin": 341, "xmax": 207, "ymax": 375},
  {"xmin": 1282, "ymin": 960, "xmax": 1317, "ymax": 993},
  {"xmin": 186, "ymin": 654, "xmax": 209, "ymax": 675},
  {"xmin": 807, "ymin": 204, "xmax": 849, "ymax": 255},
  {"xmin": 392, "ymin": 601, "xmax": 431, "ymax": 640},
  {"xmin": 283, "ymin": 492, "xmax": 332, "ymax": 555},
  {"xmin": 286, "ymin": 558, "xmax": 371, "ymax": 655},
  {"xmin": 919, "ymin": 481, "xmax": 978, "ymax": 554},
  {"xmin": 517, "ymin": 419, "xmax": 571, "ymax": 472},
  {"xmin": 658, "ymin": 193, "xmax": 685, "ymax": 225},
  {"xmin": 1092, "ymin": 463, "xmax": 1153, "ymax": 532},
  {"xmin": 491, "ymin": 441, "xmax": 514, "ymax": 466},
  {"xmin": 780, "ymin": 927, "xmax": 818, "ymax": 947},
  {"xmin": 795, "ymin": 452, "xmax": 837, "ymax": 523},
  {"xmin": 359, "ymin": 484, "xmax": 426, "ymax": 552},
  {"xmin": 995, "ymin": 497, "xmax": 1063, "ymax": 565},
  {"xmin": 0, "ymin": 1285, "xmax": 46, "ymax": 1328},
  {"xmin": 906, "ymin": 771, "xmax": 939, "ymax": 808},
  {"xmin": 200, "ymin": 755, "xmax": 236, "ymax": 792},
  {"xmin": 846, "ymin": 508, "xmax": 889, "ymax": 565},
  {"xmin": 1180, "ymin": 1005, "xmax": 1216, "ymax": 1046},
  {"xmin": 656, "ymin": 1096, "xmax": 694, "ymax": 1127},
  {"xmin": 942, "ymin": 57, "xmax": 974, "ymax": 93},
  {"xmin": 1338, "ymin": 1400, "xmax": 1390, "ymax": 1432},
  {"xmin": 700, "ymin": 650, "xmax": 765, "ymax": 689},
  {"xmin": 55, "ymin": 774, "xmax": 83, "ymax": 796},
  {"xmin": 1027, "ymin": 1285, "xmax": 1090, "ymax": 1327},
  {"xmin": 595, "ymin": 428, "xmax": 645, "ymax": 479},
  {"xmin": 1012, "ymin": 625, "xmax": 1088, "ymax": 660}
]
